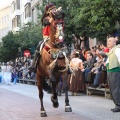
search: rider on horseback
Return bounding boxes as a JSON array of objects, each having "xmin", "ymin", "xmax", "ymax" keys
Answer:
[{"xmin": 29, "ymin": 4, "xmax": 62, "ymax": 72}]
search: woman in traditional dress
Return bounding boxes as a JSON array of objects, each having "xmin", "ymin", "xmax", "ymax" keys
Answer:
[
  {"xmin": 3, "ymin": 62, "xmax": 12, "ymax": 85},
  {"xmin": 69, "ymin": 51, "xmax": 85, "ymax": 95},
  {"xmin": 0, "ymin": 62, "xmax": 6, "ymax": 83}
]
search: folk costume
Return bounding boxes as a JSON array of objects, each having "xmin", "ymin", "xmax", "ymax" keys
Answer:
[
  {"xmin": 29, "ymin": 4, "xmax": 58, "ymax": 71},
  {"xmin": 3, "ymin": 63, "xmax": 12, "ymax": 85},
  {"xmin": 0, "ymin": 63, "xmax": 6, "ymax": 83},
  {"xmin": 106, "ymin": 45, "xmax": 120, "ymax": 112},
  {"xmin": 69, "ymin": 52, "xmax": 85, "ymax": 95},
  {"xmin": 42, "ymin": 4, "xmax": 56, "ymax": 40}
]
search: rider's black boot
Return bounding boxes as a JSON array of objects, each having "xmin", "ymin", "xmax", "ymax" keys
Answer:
[
  {"xmin": 28, "ymin": 42, "xmax": 42, "ymax": 72},
  {"xmin": 28, "ymin": 50, "xmax": 40, "ymax": 72},
  {"xmin": 28, "ymin": 40, "xmax": 45, "ymax": 72}
]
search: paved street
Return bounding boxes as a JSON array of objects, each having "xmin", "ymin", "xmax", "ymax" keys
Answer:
[{"xmin": 0, "ymin": 83, "xmax": 120, "ymax": 120}]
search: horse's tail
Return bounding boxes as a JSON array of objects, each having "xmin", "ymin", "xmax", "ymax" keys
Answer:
[{"xmin": 42, "ymin": 79, "xmax": 52, "ymax": 93}]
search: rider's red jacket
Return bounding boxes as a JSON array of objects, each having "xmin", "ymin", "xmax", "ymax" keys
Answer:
[{"xmin": 42, "ymin": 17, "xmax": 51, "ymax": 38}]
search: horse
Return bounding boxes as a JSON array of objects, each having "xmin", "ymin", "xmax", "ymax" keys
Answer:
[{"xmin": 36, "ymin": 11, "xmax": 72, "ymax": 117}]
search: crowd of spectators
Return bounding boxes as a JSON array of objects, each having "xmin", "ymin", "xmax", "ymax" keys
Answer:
[
  {"xmin": 0, "ymin": 57, "xmax": 36, "ymax": 85},
  {"xmin": 65, "ymin": 41, "xmax": 109, "ymax": 96},
  {"xmin": 0, "ymin": 41, "xmax": 111, "ymax": 97}
]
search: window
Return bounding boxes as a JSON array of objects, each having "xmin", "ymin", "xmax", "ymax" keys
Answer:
[
  {"xmin": 4, "ymin": 28, "xmax": 6, "ymax": 36},
  {"xmin": 16, "ymin": 0, "xmax": 20, "ymax": 9},
  {"xmin": 7, "ymin": 15, "xmax": 9, "ymax": 21},
  {"xmin": 17, "ymin": 15, "xmax": 21, "ymax": 26},
  {"xmin": 23, "ymin": 12, "xmax": 24, "ymax": 23},
  {"xmin": 4, "ymin": 16, "xmax": 6, "ymax": 22},
  {"xmin": 2, "ymin": 17, "xmax": 3, "ymax": 23},
  {"xmin": 12, "ymin": 18, "xmax": 15, "ymax": 29},
  {"xmin": 11, "ymin": 1, "xmax": 15, "ymax": 12},
  {"xmin": 21, "ymin": 14, "xmax": 22, "ymax": 24},
  {"xmin": 15, "ymin": 15, "xmax": 21, "ymax": 27},
  {"xmin": 32, "ymin": 9, "xmax": 34, "ymax": 22},
  {"xmin": 25, "ymin": 3, "xmax": 31, "ymax": 19}
]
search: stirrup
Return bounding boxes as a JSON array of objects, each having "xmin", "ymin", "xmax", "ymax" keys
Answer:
[{"xmin": 44, "ymin": 37, "xmax": 50, "ymax": 42}]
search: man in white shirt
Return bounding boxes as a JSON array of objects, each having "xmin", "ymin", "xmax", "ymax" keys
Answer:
[{"xmin": 106, "ymin": 37, "xmax": 120, "ymax": 112}]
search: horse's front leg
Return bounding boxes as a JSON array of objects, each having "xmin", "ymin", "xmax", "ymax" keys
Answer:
[
  {"xmin": 51, "ymin": 81, "xmax": 59, "ymax": 108},
  {"xmin": 36, "ymin": 75, "xmax": 47, "ymax": 117},
  {"xmin": 62, "ymin": 72, "xmax": 72, "ymax": 112},
  {"xmin": 49, "ymin": 69, "xmax": 59, "ymax": 108}
]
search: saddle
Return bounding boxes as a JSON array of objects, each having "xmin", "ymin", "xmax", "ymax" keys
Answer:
[{"xmin": 39, "ymin": 38, "xmax": 49, "ymax": 53}]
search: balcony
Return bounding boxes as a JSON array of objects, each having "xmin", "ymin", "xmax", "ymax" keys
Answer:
[
  {"xmin": 12, "ymin": 27, "xmax": 20, "ymax": 33},
  {"xmin": 11, "ymin": 10, "xmax": 21, "ymax": 19}
]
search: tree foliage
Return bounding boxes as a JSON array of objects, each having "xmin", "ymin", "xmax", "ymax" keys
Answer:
[
  {"xmin": 0, "ymin": 32, "xmax": 19, "ymax": 62},
  {"xmin": 17, "ymin": 22, "xmax": 42, "ymax": 49},
  {"xmin": 1, "ymin": 0, "xmax": 120, "ymax": 61},
  {"xmin": 0, "ymin": 22, "xmax": 42, "ymax": 62},
  {"xmin": 68, "ymin": 0, "xmax": 120, "ymax": 39},
  {"xmin": 50, "ymin": 0, "xmax": 120, "ymax": 40}
]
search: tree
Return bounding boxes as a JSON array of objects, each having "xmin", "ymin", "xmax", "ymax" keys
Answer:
[
  {"xmin": 0, "ymin": 22, "xmax": 42, "ymax": 61},
  {"xmin": 45, "ymin": 0, "xmax": 120, "ymax": 49},
  {"xmin": 50, "ymin": 0, "xmax": 89, "ymax": 49},
  {"xmin": 0, "ymin": 32, "xmax": 19, "ymax": 62},
  {"xmin": 66, "ymin": 0, "xmax": 120, "ymax": 40},
  {"xmin": 17, "ymin": 22, "xmax": 42, "ymax": 50},
  {"xmin": 49, "ymin": 0, "xmax": 120, "ymax": 40}
]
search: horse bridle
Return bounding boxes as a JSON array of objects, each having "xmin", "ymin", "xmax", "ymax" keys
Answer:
[
  {"xmin": 52, "ymin": 20, "xmax": 65, "ymax": 47},
  {"xmin": 52, "ymin": 20, "xmax": 64, "ymax": 28}
]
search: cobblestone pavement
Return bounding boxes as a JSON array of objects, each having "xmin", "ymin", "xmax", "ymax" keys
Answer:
[{"xmin": 0, "ymin": 83, "xmax": 120, "ymax": 120}]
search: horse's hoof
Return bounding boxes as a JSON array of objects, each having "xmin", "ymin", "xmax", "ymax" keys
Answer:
[
  {"xmin": 53, "ymin": 102, "xmax": 59, "ymax": 108},
  {"xmin": 51, "ymin": 96, "xmax": 58, "ymax": 103},
  {"xmin": 65, "ymin": 106, "xmax": 72, "ymax": 112},
  {"xmin": 41, "ymin": 111, "xmax": 47, "ymax": 117},
  {"xmin": 51, "ymin": 95, "xmax": 59, "ymax": 108}
]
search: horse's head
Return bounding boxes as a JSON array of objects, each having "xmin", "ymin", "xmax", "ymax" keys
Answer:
[{"xmin": 50, "ymin": 11, "xmax": 65, "ymax": 48}]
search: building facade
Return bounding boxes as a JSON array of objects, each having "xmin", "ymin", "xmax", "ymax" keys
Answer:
[
  {"xmin": 0, "ymin": 6, "xmax": 12, "ymax": 42},
  {"xmin": 11, "ymin": 0, "xmax": 32, "ymax": 33},
  {"xmin": 0, "ymin": 0, "xmax": 42, "ymax": 42},
  {"xmin": 31, "ymin": 0, "xmax": 42, "ymax": 24},
  {"xmin": 10, "ymin": 0, "xmax": 42, "ymax": 56}
]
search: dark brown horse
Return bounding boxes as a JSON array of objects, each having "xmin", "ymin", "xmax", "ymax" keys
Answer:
[{"xmin": 36, "ymin": 11, "xmax": 72, "ymax": 117}]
